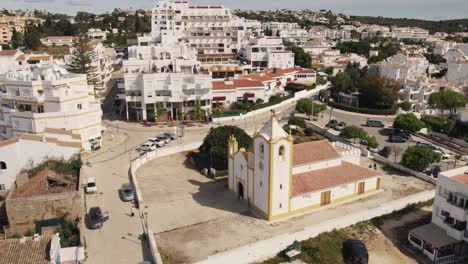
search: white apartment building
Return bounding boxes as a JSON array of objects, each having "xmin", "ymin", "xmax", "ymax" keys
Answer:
[
  {"xmin": 86, "ymin": 28, "xmax": 109, "ymax": 40},
  {"xmin": 302, "ymin": 41, "xmax": 335, "ymax": 56},
  {"xmin": 391, "ymin": 27, "xmax": 429, "ymax": 42},
  {"xmin": 400, "ymin": 79, "xmax": 460, "ymax": 112},
  {"xmin": 434, "ymin": 41, "xmax": 459, "ymax": 56},
  {"xmin": 409, "ymin": 166, "xmax": 468, "ymax": 264},
  {"xmin": 0, "ymin": 14, "xmax": 42, "ymax": 44},
  {"xmin": 240, "ymin": 37, "xmax": 294, "ymax": 71},
  {"xmin": 447, "ymin": 60, "xmax": 468, "ymax": 86},
  {"xmin": 377, "ymin": 53, "xmax": 431, "ymax": 81},
  {"xmin": 0, "ymin": 49, "xmax": 54, "ymax": 74},
  {"xmin": 124, "ymin": 72, "xmax": 212, "ymax": 122},
  {"xmin": 150, "ymin": 0, "xmax": 247, "ymax": 64},
  {"xmin": 0, "ymin": 64, "xmax": 103, "ymax": 151},
  {"xmin": 0, "ymin": 132, "xmax": 81, "ymax": 191},
  {"xmin": 40, "ymin": 36, "xmax": 74, "ymax": 46},
  {"xmin": 262, "ymin": 22, "xmax": 300, "ymax": 32}
]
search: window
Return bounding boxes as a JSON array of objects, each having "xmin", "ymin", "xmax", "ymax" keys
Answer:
[
  {"xmin": 279, "ymin": 203, "xmax": 282, "ymax": 208},
  {"xmin": 0, "ymin": 161, "xmax": 6, "ymax": 170},
  {"xmin": 279, "ymin": 146, "xmax": 285, "ymax": 161},
  {"xmin": 260, "ymin": 181, "xmax": 262, "ymax": 187},
  {"xmin": 280, "ymin": 184, "xmax": 283, "ymax": 189},
  {"xmin": 77, "ymin": 104, "xmax": 82, "ymax": 110},
  {"xmin": 0, "ymin": 184, "xmax": 5, "ymax": 191},
  {"xmin": 259, "ymin": 143, "xmax": 264, "ymax": 159}
]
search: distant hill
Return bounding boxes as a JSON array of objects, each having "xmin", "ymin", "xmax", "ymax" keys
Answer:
[{"xmin": 351, "ymin": 16, "xmax": 468, "ymax": 34}]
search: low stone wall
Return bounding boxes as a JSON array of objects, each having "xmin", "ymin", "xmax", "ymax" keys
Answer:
[
  {"xmin": 129, "ymin": 141, "xmax": 203, "ymax": 264},
  {"xmin": 372, "ymin": 155, "xmax": 437, "ymax": 185},
  {"xmin": 195, "ymin": 189, "xmax": 435, "ymax": 264}
]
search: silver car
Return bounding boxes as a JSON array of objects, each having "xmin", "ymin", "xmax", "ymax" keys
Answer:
[{"xmin": 120, "ymin": 183, "xmax": 134, "ymax": 202}]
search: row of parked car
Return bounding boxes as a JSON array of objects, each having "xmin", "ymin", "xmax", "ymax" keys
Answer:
[{"xmin": 139, "ymin": 132, "xmax": 177, "ymax": 152}]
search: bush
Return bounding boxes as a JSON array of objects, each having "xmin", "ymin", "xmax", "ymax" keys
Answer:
[
  {"xmin": 401, "ymin": 145, "xmax": 441, "ymax": 172},
  {"xmin": 250, "ymin": 94, "xmax": 293, "ymax": 111},
  {"xmin": 296, "ymin": 98, "xmax": 327, "ymax": 116},
  {"xmin": 393, "ymin": 114, "xmax": 425, "ymax": 133},
  {"xmin": 329, "ymin": 101, "xmax": 397, "ymax": 115},
  {"xmin": 421, "ymin": 115, "xmax": 448, "ymax": 133},
  {"xmin": 304, "ymin": 127, "xmax": 314, "ymax": 136},
  {"xmin": 22, "ymin": 154, "xmax": 82, "ymax": 178},
  {"xmin": 399, "ymin": 101, "xmax": 412, "ymax": 111},
  {"xmin": 55, "ymin": 217, "xmax": 80, "ymax": 247},
  {"xmin": 288, "ymin": 117, "xmax": 307, "ymax": 128},
  {"xmin": 361, "ymin": 135, "xmax": 379, "ymax": 149},
  {"xmin": 339, "ymin": 125, "xmax": 368, "ymax": 143}
]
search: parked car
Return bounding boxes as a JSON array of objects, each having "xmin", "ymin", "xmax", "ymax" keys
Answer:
[
  {"xmin": 335, "ymin": 121, "xmax": 347, "ymax": 131},
  {"xmin": 157, "ymin": 134, "xmax": 171, "ymax": 144},
  {"xmin": 434, "ymin": 149, "xmax": 451, "ymax": 160},
  {"xmin": 164, "ymin": 132, "xmax": 177, "ymax": 140},
  {"xmin": 148, "ymin": 137, "xmax": 165, "ymax": 147},
  {"xmin": 85, "ymin": 178, "xmax": 97, "ymax": 194},
  {"xmin": 342, "ymin": 239, "xmax": 368, "ymax": 264},
  {"xmin": 120, "ymin": 183, "xmax": 134, "ymax": 202},
  {"xmin": 87, "ymin": 207, "xmax": 109, "ymax": 229},
  {"xmin": 326, "ymin": 119, "xmax": 338, "ymax": 129},
  {"xmin": 416, "ymin": 142, "xmax": 435, "ymax": 149},
  {"xmin": 365, "ymin": 119, "xmax": 385, "ymax": 128},
  {"xmin": 389, "ymin": 134, "xmax": 407, "ymax": 143},
  {"xmin": 379, "ymin": 146, "xmax": 392, "ymax": 158},
  {"xmin": 140, "ymin": 142, "xmax": 157, "ymax": 152}
]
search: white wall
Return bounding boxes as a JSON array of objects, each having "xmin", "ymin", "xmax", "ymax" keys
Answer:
[
  {"xmin": 253, "ymin": 137, "xmax": 270, "ymax": 215},
  {"xmin": 270, "ymin": 138, "xmax": 292, "ymax": 216}
]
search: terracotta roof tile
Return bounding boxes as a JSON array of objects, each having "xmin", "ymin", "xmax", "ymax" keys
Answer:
[
  {"xmin": 0, "ymin": 50, "xmax": 19, "ymax": 56},
  {"xmin": 0, "ymin": 235, "xmax": 51, "ymax": 264},
  {"xmin": 292, "ymin": 161, "xmax": 380, "ymax": 196},
  {"xmin": 451, "ymin": 173, "xmax": 468, "ymax": 184},
  {"xmin": 293, "ymin": 140, "xmax": 340, "ymax": 166}
]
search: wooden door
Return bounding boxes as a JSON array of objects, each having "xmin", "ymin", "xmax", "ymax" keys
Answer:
[
  {"xmin": 376, "ymin": 178, "xmax": 381, "ymax": 190},
  {"xmin": 358, "ymin": 182, "xmax": 365, "ymax": 194},
  {"xmin": 321, "ymin": 191, "xmax": 331, "ymax": 206}
]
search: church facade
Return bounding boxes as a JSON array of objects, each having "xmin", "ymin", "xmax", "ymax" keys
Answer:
[{"xmin": 228, "ymin": 117, "xmax": 382, "ymax": 221}]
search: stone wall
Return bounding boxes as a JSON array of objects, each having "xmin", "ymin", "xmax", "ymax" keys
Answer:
[{"xmin": 4, "ymin": 170, "xmax": 83, "ymax": 235}]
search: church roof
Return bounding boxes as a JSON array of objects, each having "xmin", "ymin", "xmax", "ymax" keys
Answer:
[
  {"xmin": 292, "ymin": 161, "xmax": 380, "ymax": 196},
  {"xmin": 293, "ymin": 140, "xmax": 340, "ymax": 166},
  {"xmin": 258, "ymin": 116, "xmax": 288, "ymax": 142}
]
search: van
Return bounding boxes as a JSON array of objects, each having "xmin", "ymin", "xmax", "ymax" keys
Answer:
[
  {"xmin": 140, "ymin": 142, "xmax": 156, "ymax": 152},
  {"xmin": 365, "ymin": 119, "xmax": 385, "ymax": 128}
]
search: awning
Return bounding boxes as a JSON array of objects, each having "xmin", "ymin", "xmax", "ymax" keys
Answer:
[
  {"xmin": 212, "ymin": 96, "xmax": 226, "ymax": 101},
  {"xmin": 410, "ymin": 223, "xmax": 460, "ymax": 249}
]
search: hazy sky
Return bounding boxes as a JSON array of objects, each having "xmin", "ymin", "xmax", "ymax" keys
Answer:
[{"xmin": 3, "ymin": 0, "xmax": 468, "ymax": 20}]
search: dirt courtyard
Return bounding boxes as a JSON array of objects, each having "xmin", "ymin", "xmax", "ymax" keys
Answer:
[{"xmin": 136, "ymin": 152, "xmax": 434, "ymax": 263}]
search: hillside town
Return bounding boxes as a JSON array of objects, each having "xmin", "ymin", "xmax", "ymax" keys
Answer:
[{"xmin": 0, "ymin": 1, "xmax": 468, "ymax": 264}]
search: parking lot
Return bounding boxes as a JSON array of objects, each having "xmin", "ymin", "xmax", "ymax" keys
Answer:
[{"xmin": 136, "ymin": 152, "xmax": 434, "ymax": 263}]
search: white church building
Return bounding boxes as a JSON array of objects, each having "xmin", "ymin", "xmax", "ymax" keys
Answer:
[{"xmin": 228, "ymin": 117, "xmax": 382, "ymax": 221}]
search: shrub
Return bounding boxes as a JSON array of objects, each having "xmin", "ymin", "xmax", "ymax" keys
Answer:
[
  {"xmin": 399, "ymin": 101, "xmax": 412, "ymax": 111},
  {"xmin": 329, "ymin": 101, "xmax": 397, "ymax": 115},
  {"xmin": 55, "ymin": 217, "xmax": 80, "ymax": 247},
  {"xmin": 393, "ymin": 114, "xmax": 425, "ymax": 133},
  {"xmin": 288, "ymin": 117, "xmax": 307, "ymax": 128},
  {"xmin": 304, "ymin": 127, "xmax": 314, "ymax": 136},
  {"xmin": 401, "ymin": 145, "xmax": 441, "ymax": 172},
  {"xmin": 339, "ymin": 125, "xmax": 368, "ymax": 143},
  {"xmin": 421, "ymin": 115, "xmax": 448, "ymax": 133}
]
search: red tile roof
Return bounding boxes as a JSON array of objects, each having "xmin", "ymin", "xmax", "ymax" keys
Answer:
[
  {"xmin": 451, "ymin": 173, "xmax": 468, "ymax": 184},
  {"xmin": 292, "ymin": 161, "xmax": 380, "ymax": 196},
  {"xmin": 212, "ymin": 79, "xmax": 265, "ymax": 90},
  {"xmin": 0, "ymin": 235, "xmax": 52, "ymax": 264},
  {"xmin": 0, "ymin": 50, "xmax": 19, "ymax": 56},
  {"xmin": 293, "ymin": 140, "xmax": 340, "ymax": 166}
]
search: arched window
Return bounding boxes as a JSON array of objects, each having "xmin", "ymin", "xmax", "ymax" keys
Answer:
[
  {"xmin": 0, "ymin": 161, "xmax": 6, "ymax": 170},
  {"xmin": 259, "ymin": 143, "xmax": 264, "ymax": 159},
  {"xmin": 279, "ymin": 146, "xmax": 285, "ymax": 161}
]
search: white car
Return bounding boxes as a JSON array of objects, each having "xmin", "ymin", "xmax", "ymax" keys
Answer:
[
  {"xmin": 434, "ymin": 149, "xmax": 451, "ymax": 160},
  {"xmin": 86, "ymin": 178, "xmax": 98, "ymax": 194},
  {"xmin": 140, "ymin": 142, "xmax": 157, "ymax": 152},
  {"xmin": 148, "ymin": 137, "xmax": 165, "ymax": 147}
]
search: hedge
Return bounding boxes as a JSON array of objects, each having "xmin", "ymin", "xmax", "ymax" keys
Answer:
[
  {"xmin": 328, "ymin": 101, "xmax": 397, "ymax": 115},
  {"xmin": 250, "ymin": 94, "xmax": 294, "ymax": 111}
]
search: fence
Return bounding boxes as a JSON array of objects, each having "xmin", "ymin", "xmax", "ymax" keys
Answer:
[
  {"xmin": 212, "ymin": 84, "xmax": 329, "ymax": 124},
  {"xmin": 129, "ymin": 140, "xmax": 203, "ymax": 264},
  {"xmin": 195, "ymin": 189, "xmax": 435, "ymax": 264},
  {"xmin": 372, "ymin": 155, "xmax": 437, "ymax": 185}
]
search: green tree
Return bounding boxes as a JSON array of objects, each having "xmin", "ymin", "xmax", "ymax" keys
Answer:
[
  {"xmin": 361, "ymin": 135, "xmax": 379, "ymax": 149},
  {"xmin": 10, "ymin": 28, "xmax": 24, "ymax": 49},
  {"xmin": 55, "ymin": 217, "xmax": 80, "ymax": 247},
  {"xmin": 399, "ymin": 101, "xmax": 412, "ymax": 111},
  {"xmin": 288, "ymin": 117, "xmax": 307, "ymax": 128},
  {"xmin": 67, "ymin": 35, "xmax": 98, "ymax": 86},
  {"xmin": 429, "ymin": 90, "xmax": 466, "ymax": 115},
  {"xmin": 289, "ymin": 46, "xmax": 312, "ymax": 68},
  {"xmin": 339, "ymin": 125, "xmax": 368, "ymax": 143},
  {"xmin": 393, "ymin": 114, "xmax": 425, "ymax": 133},
  {"xmin": 324, "ymin": 66, "xmax": 334, "ymax": 75},
  {"xmin": 197, "ymin": 126, "xmax": 252, "ymax": 170},
  {"xmin": 358, "ymin": 74, "xmax": 399, "ymax": 109},
  {"xmin": 296, "ymin": 98, "xmax": 326, "ymax": 116},
  {"xmin": 194, "ymin": 100, "xmax": 203, "ymax": 120},
  {"xmin": 401, "ymin": 145, "xmax": 440, "ymax": 172},
  {"xmin": 24, "ymin": 30, "xmax": 42, "ymax": 50}
]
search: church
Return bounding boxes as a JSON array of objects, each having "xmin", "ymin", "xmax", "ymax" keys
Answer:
[{"xmin": 228, "ymin": 116, "xmax": 382, "ymax": 221}]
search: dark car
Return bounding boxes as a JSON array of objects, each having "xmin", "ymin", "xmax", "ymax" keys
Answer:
[
  {"xmin": 327, "ymin": 119, "xmax": 338, "ymax": 129},
  {"xmin": 389, "ymin": 134, "xmax": 407, "ymax": 143},
  {"xmin": 379, "ymin": 146, "xmax": 392, "ymax": 158},
  {"xmin": 87, "ymin": 207, "xmax": 108, "ymax": 229},
  {"xmin": 342, "ymin": 239, "xmax": 369, "ymax": 264}
]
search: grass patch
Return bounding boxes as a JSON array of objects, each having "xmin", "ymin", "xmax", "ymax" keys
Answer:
[{"xmin": 21, "ymin": 154, "xmax": 82, "ymax": 178}]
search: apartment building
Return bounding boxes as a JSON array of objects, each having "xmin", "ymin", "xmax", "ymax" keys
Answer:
[
  {"xmin": 391, "ymin": 27, "xmax": 429, "ymax": 42},
  {"xmin": 0, "ymin": 14, "xmax": 42, "ymax": 45},
  {"xmin": 0, "ymin": 64, "xmax": 103, "ymax": 151},
  {"xmin": 124, "ymin": 72, "xmax": 212, "ymax": 122},
  {"xmin": 0, "ymin": 49, "xmax": 54, "ymax": 74},
  {"xmin": 400, "ymin": 79, "xmax": 459, "ymax": 112},
  {"xmin": 408, "ymin": 166, "xmax": 468, "ymax": 264},
  {"xmin": 376, "ymin": 53, "xmax": 431, "ymax": 81},
  {"xmin": 150, "ymin": 0, "xmax": 247, "ymax": 64},
  {"xmin": 40, "ymin": 36, "xmax": 74, "ymax": 46},
  {"xmin": 239, "ymin": 37, "xmax": 295, "ymax": 72}
]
